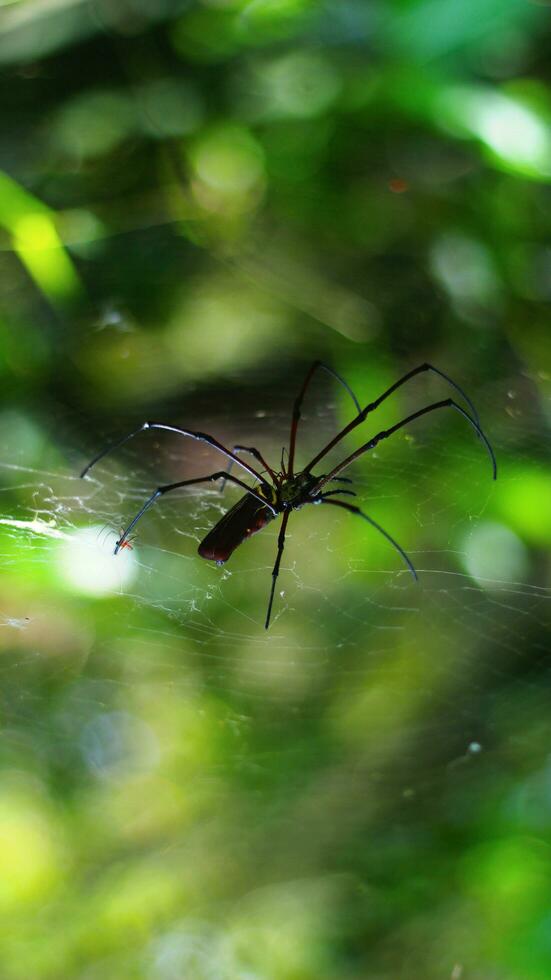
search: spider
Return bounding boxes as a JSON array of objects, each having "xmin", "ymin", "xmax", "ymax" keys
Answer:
[
  {"xmin": 80, "ymin": 361, "xmax": 496, "ymax": 629},
  {"xmin": 117, "ymin": 528, "xmax": 136, "ymax": 551}
]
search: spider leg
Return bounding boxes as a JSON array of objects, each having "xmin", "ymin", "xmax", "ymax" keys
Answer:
[
  {"xmin": 318, "ymin": 489, "xmax": 356, "ymax": 500},
  {"xmin": 315, "ymin": 397, "xmax": 497, "ymax": 489},
  {"xmin": 80, "ymin": 422, "xmax": 266, "ymax": 485},
  {"xmin": 320, "ymin": 497, "xmax": 417, "ymax": 581},
  {"xmin": 265, "ymin": 509, "xmax": 291, "ymax": 630},
  {"xmin": 367, "ymin": 363, "xmax": 482, "ymax": 425},
  {"xmin": 220, "ymin": 445, "xmax": 278, "ymax": 493},
  {"xmin": 115, "ymin": 471, "xmax": 274, "ymax": 555},
  {"xmin": 288, "ymin": 361, "xmax": 362, "ymax": 477},
  {"xmin": 306, "ymin": 363, "xmax": 488, "ymax": 473}
]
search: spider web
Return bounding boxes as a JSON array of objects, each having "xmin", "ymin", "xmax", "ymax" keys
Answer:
[
  {"xmin": 1, "ymin": 352, "xmax": 551, "ymax": 980},
  {"xmin": 1, "ymin": 366, "xmax": 549, "ymax": 754}
]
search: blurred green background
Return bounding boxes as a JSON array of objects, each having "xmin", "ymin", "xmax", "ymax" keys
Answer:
[{"xmin": 1, "ymin": 0, "xmax": 551, "ymax": 977}]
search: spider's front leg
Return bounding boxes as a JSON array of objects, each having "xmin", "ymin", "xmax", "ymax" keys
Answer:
[
  {"xmin": 80, "ymin": 421, "xmax": 266, "ymax": 485},
  {"xmin": 115, "ymin": 472, "xmax": 274, "ymax": 554}
]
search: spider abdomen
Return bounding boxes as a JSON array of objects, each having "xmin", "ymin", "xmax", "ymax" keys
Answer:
[{"xmin": 198, "ymin": 492, "xmax": 276, "ymax": 564}]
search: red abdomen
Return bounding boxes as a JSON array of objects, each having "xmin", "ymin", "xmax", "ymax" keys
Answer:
[{"xmin": 198, "ymin": 493, "xmax": 275, "ymax": 563}]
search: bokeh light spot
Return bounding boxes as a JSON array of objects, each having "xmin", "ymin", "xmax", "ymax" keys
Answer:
[
  {"xmin": 0, "ymin": 779, "xmax": 63, "ymax": 911},
  {"xmin": 190, "ymin": 123, "xmax": 265, "ymax": 194},
  {"xmin": 462, "ymin": 521, "xmax": 529, "ymax": 586},
  {"xmin": 495, "ymin": 468, "xmax": 551, "ymax": 546},
  {"xmin": 166, "ymin": 276, "xmax": 287, "ymax": 378},
  {"xmin": 53, "ymin": 89, "xmax": 137, "ymax": 159},
  {"xmin": 80, "ymin": 710, "xmax": 161, "ymax": 779},
  {"xmin": 254, "ymin": 49, "xmax": 341, "ymax": 119},
  {"xmin": 437, "ymin": 86, "xmax": 551, "ymax": 179},
  {"xmin": 139, "ymin": 77, "xmax": 204, "ymax": 137},
  {"xmin": 430, "ymin": 231, "xmax": 502, "ymax": 310}
]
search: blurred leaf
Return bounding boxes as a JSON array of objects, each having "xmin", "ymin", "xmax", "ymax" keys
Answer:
[{"xmin": 0, "ymin": 171, "xmax": 81, "ymax": 306}]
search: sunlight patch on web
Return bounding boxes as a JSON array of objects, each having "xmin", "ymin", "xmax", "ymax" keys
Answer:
[
  {"xmin": 0, "ymin": 516, "xmax": 69, "ymax": 540},
  {"xmin": 57, "ymin": 525, "xmax": 138, "ymax": 596}
]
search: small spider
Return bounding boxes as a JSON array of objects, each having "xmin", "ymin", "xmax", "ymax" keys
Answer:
[
  {"xmin": 81, "ymin": 362, "xmax": 496, "ymax": 628},
  {"xmin": 116, "ymin": 528, "xmax": 136, "ymax": 551}
]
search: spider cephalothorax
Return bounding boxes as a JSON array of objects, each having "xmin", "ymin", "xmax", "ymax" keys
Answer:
[
  {"xmin": 81, "ymin": 361, "xmax": 496, "ymax": 628},
  {"xmin": 278, "ymin": 471, "xmax": 321, "ymax": 508}
]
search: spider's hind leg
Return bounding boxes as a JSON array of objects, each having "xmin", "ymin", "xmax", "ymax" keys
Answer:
[
  {"xmin": 320, "ymin": 496, "xmax": 417, "ymax": 581},
  {"xmin": 265, "ymin": 510, "xmax": 290, "ymax": 629},
  {"xmin": 317, "ymin": 489, "xmax": 356, "ymax": 501}
]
